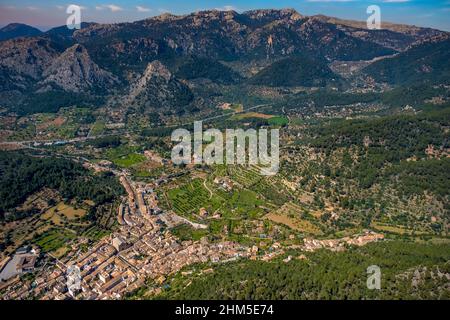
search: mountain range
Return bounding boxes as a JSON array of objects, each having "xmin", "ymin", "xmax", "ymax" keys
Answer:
[{"xmin": 0, "ymin": 9, "xmax": 448, "ymax": 115}]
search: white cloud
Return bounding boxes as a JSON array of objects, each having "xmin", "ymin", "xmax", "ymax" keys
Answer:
[
  {"xmin": 106, "ymin": 4, "xmax": 123, "ymax": 12},
  {"xmin": 136, "ymin": 6, "xmax": 151, "ymax": 13},
  {"xmin": 96, "ymin": 4, "xmax": 123, "ymax": 12}
]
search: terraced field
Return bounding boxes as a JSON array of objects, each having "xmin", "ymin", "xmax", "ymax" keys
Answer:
[
  {"xmin": 166, "ymin": 174, "xmax": 270, "ymax": 221},
  {"xmin": 168, "ymin": 179, "xmax": 224, "ymax": 217},
  {"xmin": 265, "ymin": 202, "xmax": 324, "ymax": 235},
  {"xmin": 33, "ymin": 229, "xmax": 76, "ymax": 253},
  {"xmin": 227, "ymin": 165, "xmax": 291, "ymax": 206},
  {"xmin": 82, "ymin": 226, "xmax": 111, "ymax": 241},
  {"xmin": 227, "ymin": 165, "xmax": 263, "ymax": 188},
  {"xmin": 41, "ymin": 202, "xmax": 88, "ymax": 226}
]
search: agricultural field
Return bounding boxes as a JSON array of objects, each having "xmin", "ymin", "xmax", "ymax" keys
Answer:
[
  {"xmin": 7, "ymin": 122, "xmax": 36, "ymax": 141},
  {"xmin": 167, "ymin": 178, "xmax": 224, "ymax": 219},
  {"xmin": 227, "ymin": 165, "xmax": 292, "ymax": 205},
  {"xmin": 227, "ymin": 165, "xmax": 263, "ymax": 188},
  {"xmin": 162, "ymin": 167, "xmax": 293, "ymax": 244},
  {"xmin": 34, "ymin": 114, "xmax": 66, "ymax": 133},
  {"xmin": 41, "ymin": 202, "xmax": 88, "ymax": 227},
  {"xmin": 33, "ymin": 228, "xmax": 76, "ymax": 255},
  {"xmin": 170, "ymin": 224, "xmax": 209, "ymax": 241},
  {"xmin": 113, "ymin": 153, "xmax": 147, "ymax": 168},
  {"xmin": 131, "ymin": 163, "xmax": 165, "ymax": 179},
  {"xmin": 82, "ymin": 226, "xmax": 111, "ymax": 241},
  {"xmin": 0, "ymin": 197, "xmax": 118, "ymax": 259},
  {"xmin": 371, "ymin": 221, "xmax": 430, "ymax": 236},
  {"xmin": 166, "ymin": 170, "xmax": 272, "ymax": 218},
  {"xmin": 232, "ymin": 112, "xmax": 274, "ymax": 120},
  {"xmin": 104, "ymin": 145, "xmax": 146, "ymax": 168},
  {"xmin": 89, "ymin": 120, "xmax": 106, "ymax": 136},
  {"xmin": 219, "ymin": 189, "xmax": 266, "ymax": 219},
  {"xmin": 265, "ymin": 202, "xmax": 324, "ymax": 236},
  {"xmin": 268, "ymin": 116, "xmax": 289, "ymax": 126}
]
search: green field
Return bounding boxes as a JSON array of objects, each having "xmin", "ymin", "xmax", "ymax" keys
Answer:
[
  {"xmin": 170, "ymin": 224, "xmax": 209, "ymax": 241},
  {"xmin": 82, "ymin": 226, "xmax": 111, "ymax": 241},
  {"xmin": 113, "ymin": 153, "xmax": 146, "ymax": 167},
  {"xmin": 90, "ymin": 120, "xmax": 106, "ymax": 136},
  {"xmin": 33, "ymin": 229, "xmax": 76, "ymax": 253},
  {"xmin": 268, "ymin": 116, "xmax": 289, "ymax": 126},
  {"xmin": 166, "ymin": 174, "xmax": 268, "ymax": 221},
  {"xmin": 167, "ymin": 179, "xmax": 224, "ymax": 217},
  {"xmin": 104, "ymin": 145, "xmax": 146, "ymax": 168}
]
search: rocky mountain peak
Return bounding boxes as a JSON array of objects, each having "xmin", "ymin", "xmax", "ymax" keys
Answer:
[
  {"xmin": 242, "ymin": 8, "xmax": 303, "ymax": 22},
  {"xmin": 40, "ymin": 43, "xmax": 118, "ymax": 92},
  {"xmin": 141, "ymin": 60, "xmax": 173, "ymax": 83},
  {"xmin": 127, "ymin": 60, "xmax": 193, "ymax": 109},
  {"xmin": 194, "ymin": 9, "xmax": 238, "ymax": 18},
  {"xmin": 152, "ymin": 12, "xmax": 182, "ymax": 22}
]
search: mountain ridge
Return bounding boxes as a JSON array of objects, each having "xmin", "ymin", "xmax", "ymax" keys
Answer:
[
  {"xmin": 0, "ymin": 8, "xmax": 448, "ymax": 114},
  {"xmin": 0, "ymin": 23, "xmax": 43, "ymax": 41}
]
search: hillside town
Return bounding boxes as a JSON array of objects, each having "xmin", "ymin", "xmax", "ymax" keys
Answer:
[
  {"xmin": 0, "ymin": 152, "xmax": 387, "ymax": 300},
  {"xmin": 0, "ymin": 163, "xmax": 253, "ymax": 299}
]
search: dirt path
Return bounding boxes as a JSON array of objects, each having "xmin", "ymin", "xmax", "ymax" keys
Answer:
[{"xmin": 203, "ymin": 180, "xmax": 213, "ymax": 199}]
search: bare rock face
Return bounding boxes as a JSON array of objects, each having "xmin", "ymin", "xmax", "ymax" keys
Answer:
[
  {"xmin": 0, "ymin": 37, "xmax": 61, "ymax": 79},
  {"xmin": 134, "ymin": 60, "xmax": 173, "ymax": 87},
  {"xmin": 40, "ymin": 44, "xmax": 118, "ymax": 92},
  {"xmin": 127, "ymin": 60, "xmax": 193, "ymax": 109},
  {"xmin": 0, "ymin": 8, "xmax": 447, "ymax": 114},
  {"xmin": 242, "ymin": 8, "xmax": 303, "ymax": 23}
]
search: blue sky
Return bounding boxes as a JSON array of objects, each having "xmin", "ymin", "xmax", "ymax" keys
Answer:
[{"xmin": 0, "ymin": 0, "xmax": 449, "ymax": 31}]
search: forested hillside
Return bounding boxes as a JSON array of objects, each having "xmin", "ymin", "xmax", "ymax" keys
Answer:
[
  {"xmin": 363, "ymin": 37, "xmax": 450, "ymax": 85},
  {"xmin": 155, "ymin": 241, "xmax": 450, "ymax": 300},
  {"xmin": 248, "ymin": 55, "xmax": 340, "ymax": 87},
  {"xmin": 307, "ymin": 107, "xmax": 450, "ymax": 192},
  {"xmin": 0, "ymin": 152, "xmax": 124, "ymax": 220}
]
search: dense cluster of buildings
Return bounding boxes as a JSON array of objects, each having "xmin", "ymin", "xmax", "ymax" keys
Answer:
[
  {"xmin": 300, "ymin": 231, "xmax": 384, "ymax": 252},
  {"xmin": 0, "ymin": 153, "xmax": 386, "ymax": 300},
  {"xmin": 0, "ymin": 171, "xmax": 250, "ymax": 300}
]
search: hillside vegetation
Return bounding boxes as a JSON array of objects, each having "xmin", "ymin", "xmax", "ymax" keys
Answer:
[
  {"xmin": 0, "ymin": 152, "xmax": 124, "ymax": 220},
  {"xmin": 155, "ymin": 241, "xmax": 450, "ymax": 300},
  {"xmin": 248, "ymin": 55, "xmax": 340, "ymax": 87}
]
